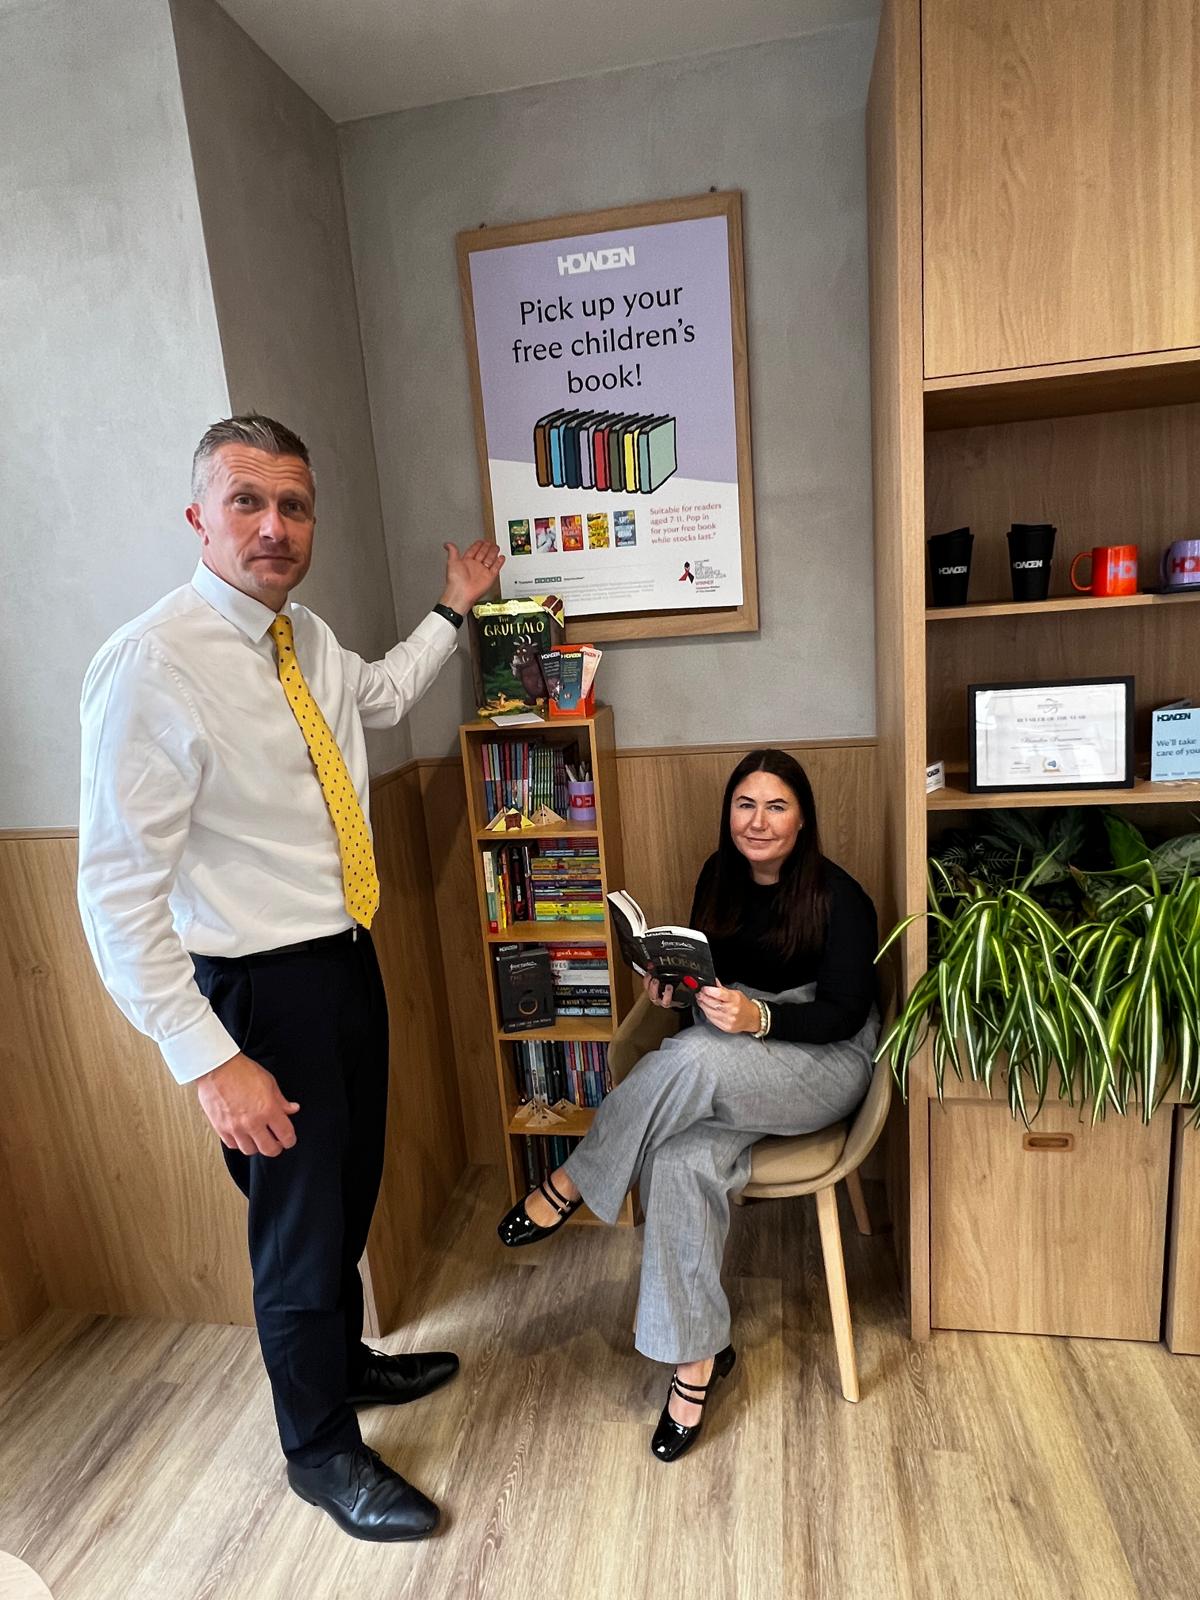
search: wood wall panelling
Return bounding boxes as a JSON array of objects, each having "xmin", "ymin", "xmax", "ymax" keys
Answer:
[
  {"xmin": 0, "ymin": 837, "xmax": 254, "ymax": 1328},
  {"xmin": 0, "ymin": 1135, "xmax": 45, "ymax": 1339},
  {"xmin": 922, "ymin": 0, "xmax": 1200, "ymax": 377},
  {"xmin": 418, "ymin": 759, "xmax": 503, "ymax": 1168},
  {"xmin": 363, "ymin": 769, "xmax": 467, "ymax": 1331},
  {"xmin": 614, "ymin": 740, "xmax": 882, "ymax": 933},
  {"xmin": 868, "ymin": 0, "xmax": 929, "ymax": 1335},
  {"xmin": 931, "ymin": 1102, "xmax": 1172, "ymax": 1339}
]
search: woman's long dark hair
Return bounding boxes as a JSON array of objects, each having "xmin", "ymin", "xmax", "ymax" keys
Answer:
[{"xmin": 690, "ymin": 749, "xmax": 830, "ymax": 960}]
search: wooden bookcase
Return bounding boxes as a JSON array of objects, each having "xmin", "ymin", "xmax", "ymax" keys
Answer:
[{"xmin": 458, "ymin": 705, "xmax": 635, "ymax": 1225}]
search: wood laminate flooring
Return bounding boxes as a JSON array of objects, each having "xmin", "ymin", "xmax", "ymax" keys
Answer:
[{"xmin": 1, "ymin": 1166, "xmax": 1197, "ymax": 1600}]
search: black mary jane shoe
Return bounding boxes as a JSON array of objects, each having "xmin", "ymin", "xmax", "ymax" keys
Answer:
[
  {"xmin": 497, "ymin": 1173, "xmax": 583, "ymax": 1247},
  {"xmin": 650, "ymin": 1345, "xmax": 737, "ymax": 1463}
]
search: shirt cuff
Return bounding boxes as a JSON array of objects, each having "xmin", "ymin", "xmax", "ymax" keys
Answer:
[
  {"xmin": 159, "ymin": 1008, "xmax": 241, "ymax": 1085},
  {"xmin": 414, "ymin": 610, "xmax": 460, "ymax": 652}
]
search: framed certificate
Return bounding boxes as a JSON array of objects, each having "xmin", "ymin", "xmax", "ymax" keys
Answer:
[{"xmin": 967, "ymin": 677, "xmax": 1135, "ymax": 793}]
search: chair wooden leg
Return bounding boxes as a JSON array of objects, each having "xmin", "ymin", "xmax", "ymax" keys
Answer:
[
  {"xmin": 845, "ymin": 1167, "xmax": 872, "ymax": 1235},
  {"xmin": 814, "ymin": 1184, "xmax": 859, "ymax": 1403}
]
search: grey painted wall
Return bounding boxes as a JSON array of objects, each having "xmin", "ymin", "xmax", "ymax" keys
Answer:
[
  {"xmin": 170, "ymin": 0, "xmax": 410, "ymax": 773},
  {"xmin": 0, "ymin": 0, "xmax": 231, "ymax": 828},
  {"xmin": 339, "ymin": 24, "xmax": 879, "ymax": 757}
]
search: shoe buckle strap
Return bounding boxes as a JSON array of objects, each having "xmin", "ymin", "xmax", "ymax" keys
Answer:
[
  {"xmin": 539, "ymin": 1177, "xmax": 574, "ymax": 1216},
  {"xmin": 670, "ymin": 1374, "xmax": 710, "ymax": 1403}
]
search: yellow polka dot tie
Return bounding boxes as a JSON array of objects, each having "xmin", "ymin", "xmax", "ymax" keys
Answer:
[{"xmin": 269, "ymin": 614, "xmax": 380, "ymax": 929}]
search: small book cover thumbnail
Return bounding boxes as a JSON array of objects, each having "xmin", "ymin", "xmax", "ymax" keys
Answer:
[
  {"xmin": 561, "ymin": 514, "xmax": 584, "ymax": 552},
  {"xmin": 508, "ymin": 518, "xmax": 532, "ymax": 556},
  {"xmin": 495, "ymin": 943, "xmax": 555, "ymax": 1032},
  {"xmin": 605, "ymin": 890, "xmax": 717, "ymax": 1004},
  {"xmin": 614, "ymin": 509, "xmax": 636, "ymax": 547},
  {"xmin": 587, "ymin": 512, "xmax": 610, "ymax": 550},
  {"xmin": 535, "ymin": 516, "xmax": 557, "ymax": 553},
  {"xmin": 469, "ymin": 594, "xmax": 565, "ymax": 716}
]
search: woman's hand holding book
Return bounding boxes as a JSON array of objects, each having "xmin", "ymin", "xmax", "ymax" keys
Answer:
[
  {"xmin": 694, "ymin": 984, "xmax": 761, "ymax": 1035},
  {"xmin": 643, "ymin": 972, "xmax": 676, "ymax": 1009}
]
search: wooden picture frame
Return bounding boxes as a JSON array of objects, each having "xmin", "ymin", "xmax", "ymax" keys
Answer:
[{"xmin": 456, "ymin": 191, "xmax": 758, "ymax": 644}]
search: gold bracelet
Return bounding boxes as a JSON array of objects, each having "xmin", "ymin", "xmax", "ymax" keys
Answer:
[{"xmin": 752, "ymin": 998, "xmax": 771, "ymax": 1039}]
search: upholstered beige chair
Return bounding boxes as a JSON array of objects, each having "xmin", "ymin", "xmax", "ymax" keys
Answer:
[{"xmin": 608, "ymin": 993, "xmax": 891, "ymax": 1402}]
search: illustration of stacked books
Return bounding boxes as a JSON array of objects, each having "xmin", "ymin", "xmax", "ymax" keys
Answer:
[{"xmin": 533, "ymin": 410, "xmax": 678, "ymax": 494}]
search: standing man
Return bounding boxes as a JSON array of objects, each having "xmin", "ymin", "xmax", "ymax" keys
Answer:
[{"xmin": 78, "ymin": 414, "xmax": 503, "ymax": 1542}]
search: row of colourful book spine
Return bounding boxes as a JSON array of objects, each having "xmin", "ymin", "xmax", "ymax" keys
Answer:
[
  {"xmin": 530, "ymin": 843, "xmax": 603, "ymax": 921},
  {"xmin": 549, "ymin": 942, "xmax": 611, "ymax": 1015},
  {"xmin": 479, "ymin": 740, "xmax": 569, "ymax": 819},
  {"xmin": 483, "ymin": 841, "xmax": 605, "ymax": 930},
  {"xmin": 513, "ymin": 1039, "xmax": 612, "ymax": 1107}
]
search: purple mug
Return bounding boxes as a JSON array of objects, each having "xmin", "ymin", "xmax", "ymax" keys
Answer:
[{"xmin": 1162, "ymin": 539, "xmax": 1200, "ymax": 588}]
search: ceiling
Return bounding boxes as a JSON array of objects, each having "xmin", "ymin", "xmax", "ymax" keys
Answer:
[{"xmin": 216, "ymin": 0, "xmax": 880, "ymax": 124}]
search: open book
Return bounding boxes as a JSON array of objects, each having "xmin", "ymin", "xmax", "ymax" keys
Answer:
[{"xmin": 606, "ymin": 890, "xmax": 717, "ymax": 1003}]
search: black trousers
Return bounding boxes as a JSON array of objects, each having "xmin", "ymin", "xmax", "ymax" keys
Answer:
[{"xmin": 192, "ymin": 929, "xmax": 389, "ymax": 1465}]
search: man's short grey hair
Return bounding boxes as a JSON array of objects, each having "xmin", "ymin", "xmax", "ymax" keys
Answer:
[{"xmin": 191, "ymin": 413, "xmax": 313, "ymax": 499}]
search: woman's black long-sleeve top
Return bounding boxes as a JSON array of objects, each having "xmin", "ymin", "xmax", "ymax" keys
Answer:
[{"xmin": 687, "ymin": 854, "xmax": 879, "ymax": 1045}]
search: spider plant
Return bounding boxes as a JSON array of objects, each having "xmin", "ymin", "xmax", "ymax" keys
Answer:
[{"xmin": 875, "ymin": 812, "xmax": 1200, "ymax": 1125}]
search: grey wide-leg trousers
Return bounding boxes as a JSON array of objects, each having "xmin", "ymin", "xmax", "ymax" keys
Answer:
[{"xmin": 563, "ymin": 989, "xmax": 878, "ymax": 1364}]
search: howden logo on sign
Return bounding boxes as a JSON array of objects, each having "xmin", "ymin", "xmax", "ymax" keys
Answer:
[{"xmin": 557, "ymin": 247, "xmax": 637, "ymax": 276}]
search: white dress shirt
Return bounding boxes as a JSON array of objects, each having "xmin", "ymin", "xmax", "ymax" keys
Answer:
[{"xmin": 78, "ymin": 562, "xmax": 457, "ymax": 1085}]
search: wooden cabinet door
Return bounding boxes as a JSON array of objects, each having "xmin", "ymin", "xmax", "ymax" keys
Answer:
[
  {"xmin": 931, "ymin": 1102, "xmax": 1171, "ymax": 1338},
  {"xmin": 1166, "ymin": 1111, "xmax": 1200, "ymax": 1353},
  {"xmin": 922, "ymin": 0, "xmax": 1200, "ymax": 377}
]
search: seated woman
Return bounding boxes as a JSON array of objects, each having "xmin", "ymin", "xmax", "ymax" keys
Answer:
[{"xmin": 496, "ymin": 749, "xmax": 879, "ymax": 1462}]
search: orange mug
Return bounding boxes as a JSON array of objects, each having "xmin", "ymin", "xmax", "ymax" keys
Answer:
[{"xmin": 1070, "ymin": 544, "xmax": 1138, "ymax": 596}]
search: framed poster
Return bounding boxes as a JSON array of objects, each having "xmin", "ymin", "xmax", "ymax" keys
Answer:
[
  {"xmin": 457, "ymin": 192, "xmax": 758, "ymax": 643},
  {"xmin": 967, "ymin": 677, "xmax": 1135, "ymax": 793}
]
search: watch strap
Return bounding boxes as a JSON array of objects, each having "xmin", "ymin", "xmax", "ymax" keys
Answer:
[{"xmin": 432, "ymin": 602, "xmax": 464, "ymax": 629}]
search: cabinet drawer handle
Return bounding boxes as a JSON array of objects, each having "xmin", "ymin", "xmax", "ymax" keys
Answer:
[{"xmin": 1023, "ymin": 1132, "xmax": 1074, "ymax": 1153}]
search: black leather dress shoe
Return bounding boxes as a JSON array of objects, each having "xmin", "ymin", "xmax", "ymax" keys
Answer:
[
  {"xmin": 497, "ymin": 1174, "xmax": 583, "ymax": 1247},
  {"xmin": 346, "ymin": 1348, "xmax": 460, "ymax": 1407},
  {"xmin": 650, "ymin": 1345, "xmax": 737, "ymax": 1463},
  {"xmin": 287, "ymin": 1445, "xmax": 439, "ymax": 1541}
]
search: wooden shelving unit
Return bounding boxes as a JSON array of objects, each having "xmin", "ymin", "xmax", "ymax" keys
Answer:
[
  {"xmin": 926, "ymin": 590, "xmax": 1200, "ymax": 623},
  {"xmin": 458, "ymin": 705, "xmax": 635, "ymax": 1227},
  {"xmin": 869, "ymin": 0, "xmax": 1200, "ymax": 1340},
  {"xmin": 929, "ymin": 773, "xmax": 1200, "ymax": 812}
]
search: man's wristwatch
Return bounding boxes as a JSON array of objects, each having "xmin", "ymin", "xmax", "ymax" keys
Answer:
[{"xmin": 432, "ymin": 602, "xmax": 465, "ymax": 629}]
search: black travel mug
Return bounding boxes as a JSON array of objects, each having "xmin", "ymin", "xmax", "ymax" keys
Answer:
[
  {"xmin": 1007, "ymin": 523, "xmax": 1056, "ymax": 602},
  {"xmin": 927, "ymin": 527, "xmax": 974, "ymax": 607}
]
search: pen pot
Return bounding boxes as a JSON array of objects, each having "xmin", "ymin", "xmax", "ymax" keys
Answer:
[{"xmin": 567, "ymin": 779, "xmax": 596, "ymax": 824}]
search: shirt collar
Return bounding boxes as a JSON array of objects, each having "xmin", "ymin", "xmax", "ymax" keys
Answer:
[{"xmin": 191, "ymin": 560, "xmax": 288, "ymax": 643}]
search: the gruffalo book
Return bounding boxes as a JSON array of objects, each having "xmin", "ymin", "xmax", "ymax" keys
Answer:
[{"xmin": 469, "ymin": 594, "xmax": 565, "ymax": 715}]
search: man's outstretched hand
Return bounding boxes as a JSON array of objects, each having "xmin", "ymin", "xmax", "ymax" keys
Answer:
[
  {"xmin": 441, "ymin": 539, "xmax": 505, "ymax": 614},
  {"xmin": 196, "ymin": 1052, "xmax": 300, "ymax": 1157}
]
